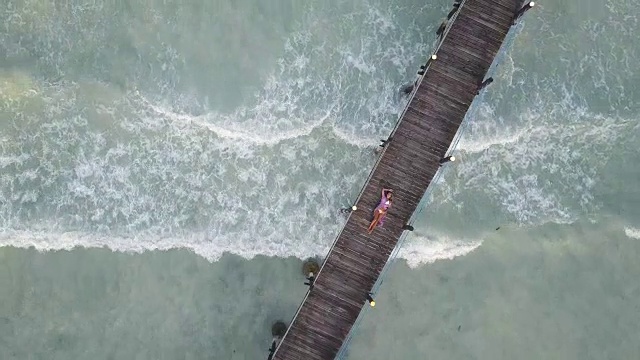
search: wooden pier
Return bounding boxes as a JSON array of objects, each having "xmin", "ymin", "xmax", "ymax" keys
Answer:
[{"xmin": 271, "ymin": 0, "xmax": 530, "ymax": 359}]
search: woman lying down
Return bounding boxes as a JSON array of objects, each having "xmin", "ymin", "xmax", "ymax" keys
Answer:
[{"xmin": 367, "ymin": 188, "xmax": 393, "ymax": 234}]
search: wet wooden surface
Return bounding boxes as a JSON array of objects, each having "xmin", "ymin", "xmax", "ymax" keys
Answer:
[{"xmin": 272, "ymin": 0, "xmax": 523, "ymax": 359}]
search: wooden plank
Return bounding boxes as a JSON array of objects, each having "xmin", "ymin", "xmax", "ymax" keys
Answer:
[
  {"xmin": 384, "ymin": 137, "xmax": 445, "ymax": 167},
  {"xmin": 335, "ymin": 232, "xmax": 390, "ymax": 264},
  {"xmin": 465, "ymin": 7, "xmax": 513, "ymax": 29},
  {"xmin": 462, "ymin": 1, "xmax": 513, "ymax": 28},
  {"xmin": 343, "ymin": 224, "xmax": 395, "ymax": 252},
  {"xmin": 402, "ymin": 118, "xmax": 461, "ymax": 148},
  {"xmin": 435, "ymin": 47, "xmax": 489, "ymax": 77},
  {"xmin": 303, "ymin": 295, "xmax": 354, "ymax": 327},
  {"xmin": 437, "ymin": 46, "xmax": 491, "ymax": 76},
  {"xmin": 452, "ymin": 17, "xmax": 506, "ymax": 45},
  {"xmin": 442, "ymin": 33, "xmax": 497, "ymax": 61},
  {"xmin": 283, "ymin": 332, "xmax": 329, "ymax": 359},
  {"xmin": 413, "ymin": 86, "xmax": 468, "ymax": 116},
  {"xmin": 320, "ymin": 261, "xmax": 375, "ymax": 292},
  {"xmin": 461, "ymin": 12, "xmax": 509, "ymax": 39},
  {"xmin": 405, "ymin": 107, "xmax": 462, "ymax": 139},
  {"xmin": 277, "ymin": 342, "xmax": 316, "ymax": 360},
  {"xmin": 478, "ymin": 0, "xmax": 521, "ymax": 18},
  {"xmin": 409, "ymin": 97, "xmax": 467, "ymax": 128},
  {"xmin": 401, "ymin": 112, "xmax": 456, "ymax": 148}
]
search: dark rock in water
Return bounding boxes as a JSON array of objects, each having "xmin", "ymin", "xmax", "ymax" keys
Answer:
[
  {"xmin": 272, "ymin": 321, "xmax": 287, "ymax": 338},
  {"xmin": 302, "ymin": 258, "xmax": 319, "ymax": 276},
  {"xmin": 401, "ymin": 83, "xmax": 414, "ymax": 95}
]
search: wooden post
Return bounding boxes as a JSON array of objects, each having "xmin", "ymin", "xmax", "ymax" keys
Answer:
[
  {"xmin": 476, "ymin": 77, "xmax": 494, "ymax": 94},
  {"xmin": 402, "ymin": 224, "xmax": 414, "ymax": 231},
  {"xmin": 513, "ymin": 1, "xmax": 535, "ymax": 24}
]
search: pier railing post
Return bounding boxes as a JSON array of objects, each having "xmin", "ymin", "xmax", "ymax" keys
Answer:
[{"xmin": 513, "ymin": 1, "xmax": 535, "ymax": 24}]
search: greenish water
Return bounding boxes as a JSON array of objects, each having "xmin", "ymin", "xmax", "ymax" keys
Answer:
[
  {"xmin": 2, "ymin": 222, "xmax": 639, "ymax": 359},
  {"xmin": 1, "ymin": 0, "xmax": 639, "ymax": 358}
]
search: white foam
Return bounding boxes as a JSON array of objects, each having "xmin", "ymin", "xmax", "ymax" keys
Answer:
[
  {"xmin": 0, "ymin": 228, "xmax": 483, "ymax": 268},
  {"xmin": 0, "ymin": 154, "xmax": 31, "ymax": 168},
  {"xmin": 398, "ymin": 234, "xmax": 483, "ymax": 268},
  {"xmin": 331, "ymin": 125, "xmax": 380, "ymax": 148},
  {"xmin": 624, "ymin": 227, "xmax": 640, "ymax": 240},
  {"xmin": 0, "ymin": 0, "xmax": 549, "ymax": 269},
  {"xmin": 138, "ymin": 94, "xmax": 382, "ymax": 150},
  {"xmin": 136, "ymin": 94, "xmax": 332, "ymax": 147},
  {"xmin": 436, "ymin": 95, "xmax": 636, "ymax": 225},
  {"xmin": 0, "ymin": 229, "xmax": 322, "ymax": 261}
]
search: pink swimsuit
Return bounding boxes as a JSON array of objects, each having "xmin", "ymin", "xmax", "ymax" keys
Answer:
[{"xmin": 374, "ymin": 190, "xmax": 392, "ymax": 226}]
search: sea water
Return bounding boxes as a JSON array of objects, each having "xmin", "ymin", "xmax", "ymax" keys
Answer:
[{"xmin": 1, "ymin": 0, "xmax": 639, "ymax": 359}]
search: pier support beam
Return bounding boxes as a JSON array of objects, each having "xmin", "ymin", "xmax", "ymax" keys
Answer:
[{"xmin": 513, "ymin": 1, "xmax": 535, "ymax": 24}]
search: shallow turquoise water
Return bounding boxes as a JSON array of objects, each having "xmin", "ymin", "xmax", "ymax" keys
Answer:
[{"xmin": 1, "ymin": 0, "xmax": 639, "ymax": 358}]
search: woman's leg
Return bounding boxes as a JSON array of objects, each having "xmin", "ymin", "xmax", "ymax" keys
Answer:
[
  {"xmin": 368, "ymin": 210, "xmax": 383, "ymax": 233},
  {"xmin": 367, "ymin": 216, "xmax": 379, "ymax": 233}
]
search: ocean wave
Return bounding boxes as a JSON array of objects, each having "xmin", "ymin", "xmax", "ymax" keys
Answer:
[
  {"xmin": 624, "ymin": 227, "xmax": 640, "ymax": 240},
  {"xmin": 134, "ymin": 93, "xmax": 333, "ymax": 147},
  {"xmin": 0, "ymin": 2, "xmax": 430, "ymax": 264},
  {"xmin": 398, "ymin": 234, "xmax": 483, "ymax": 268},
  {"xmin": 135, "ymin": 93, "xmax": 381, "ymax": 150},
  {"xmin": 434, "ymin": 97, "xmax": 636, "ymax": 225},
  {"xmin": 0, "ymin": 228, "xmax": 482, "ymax": 267}
]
